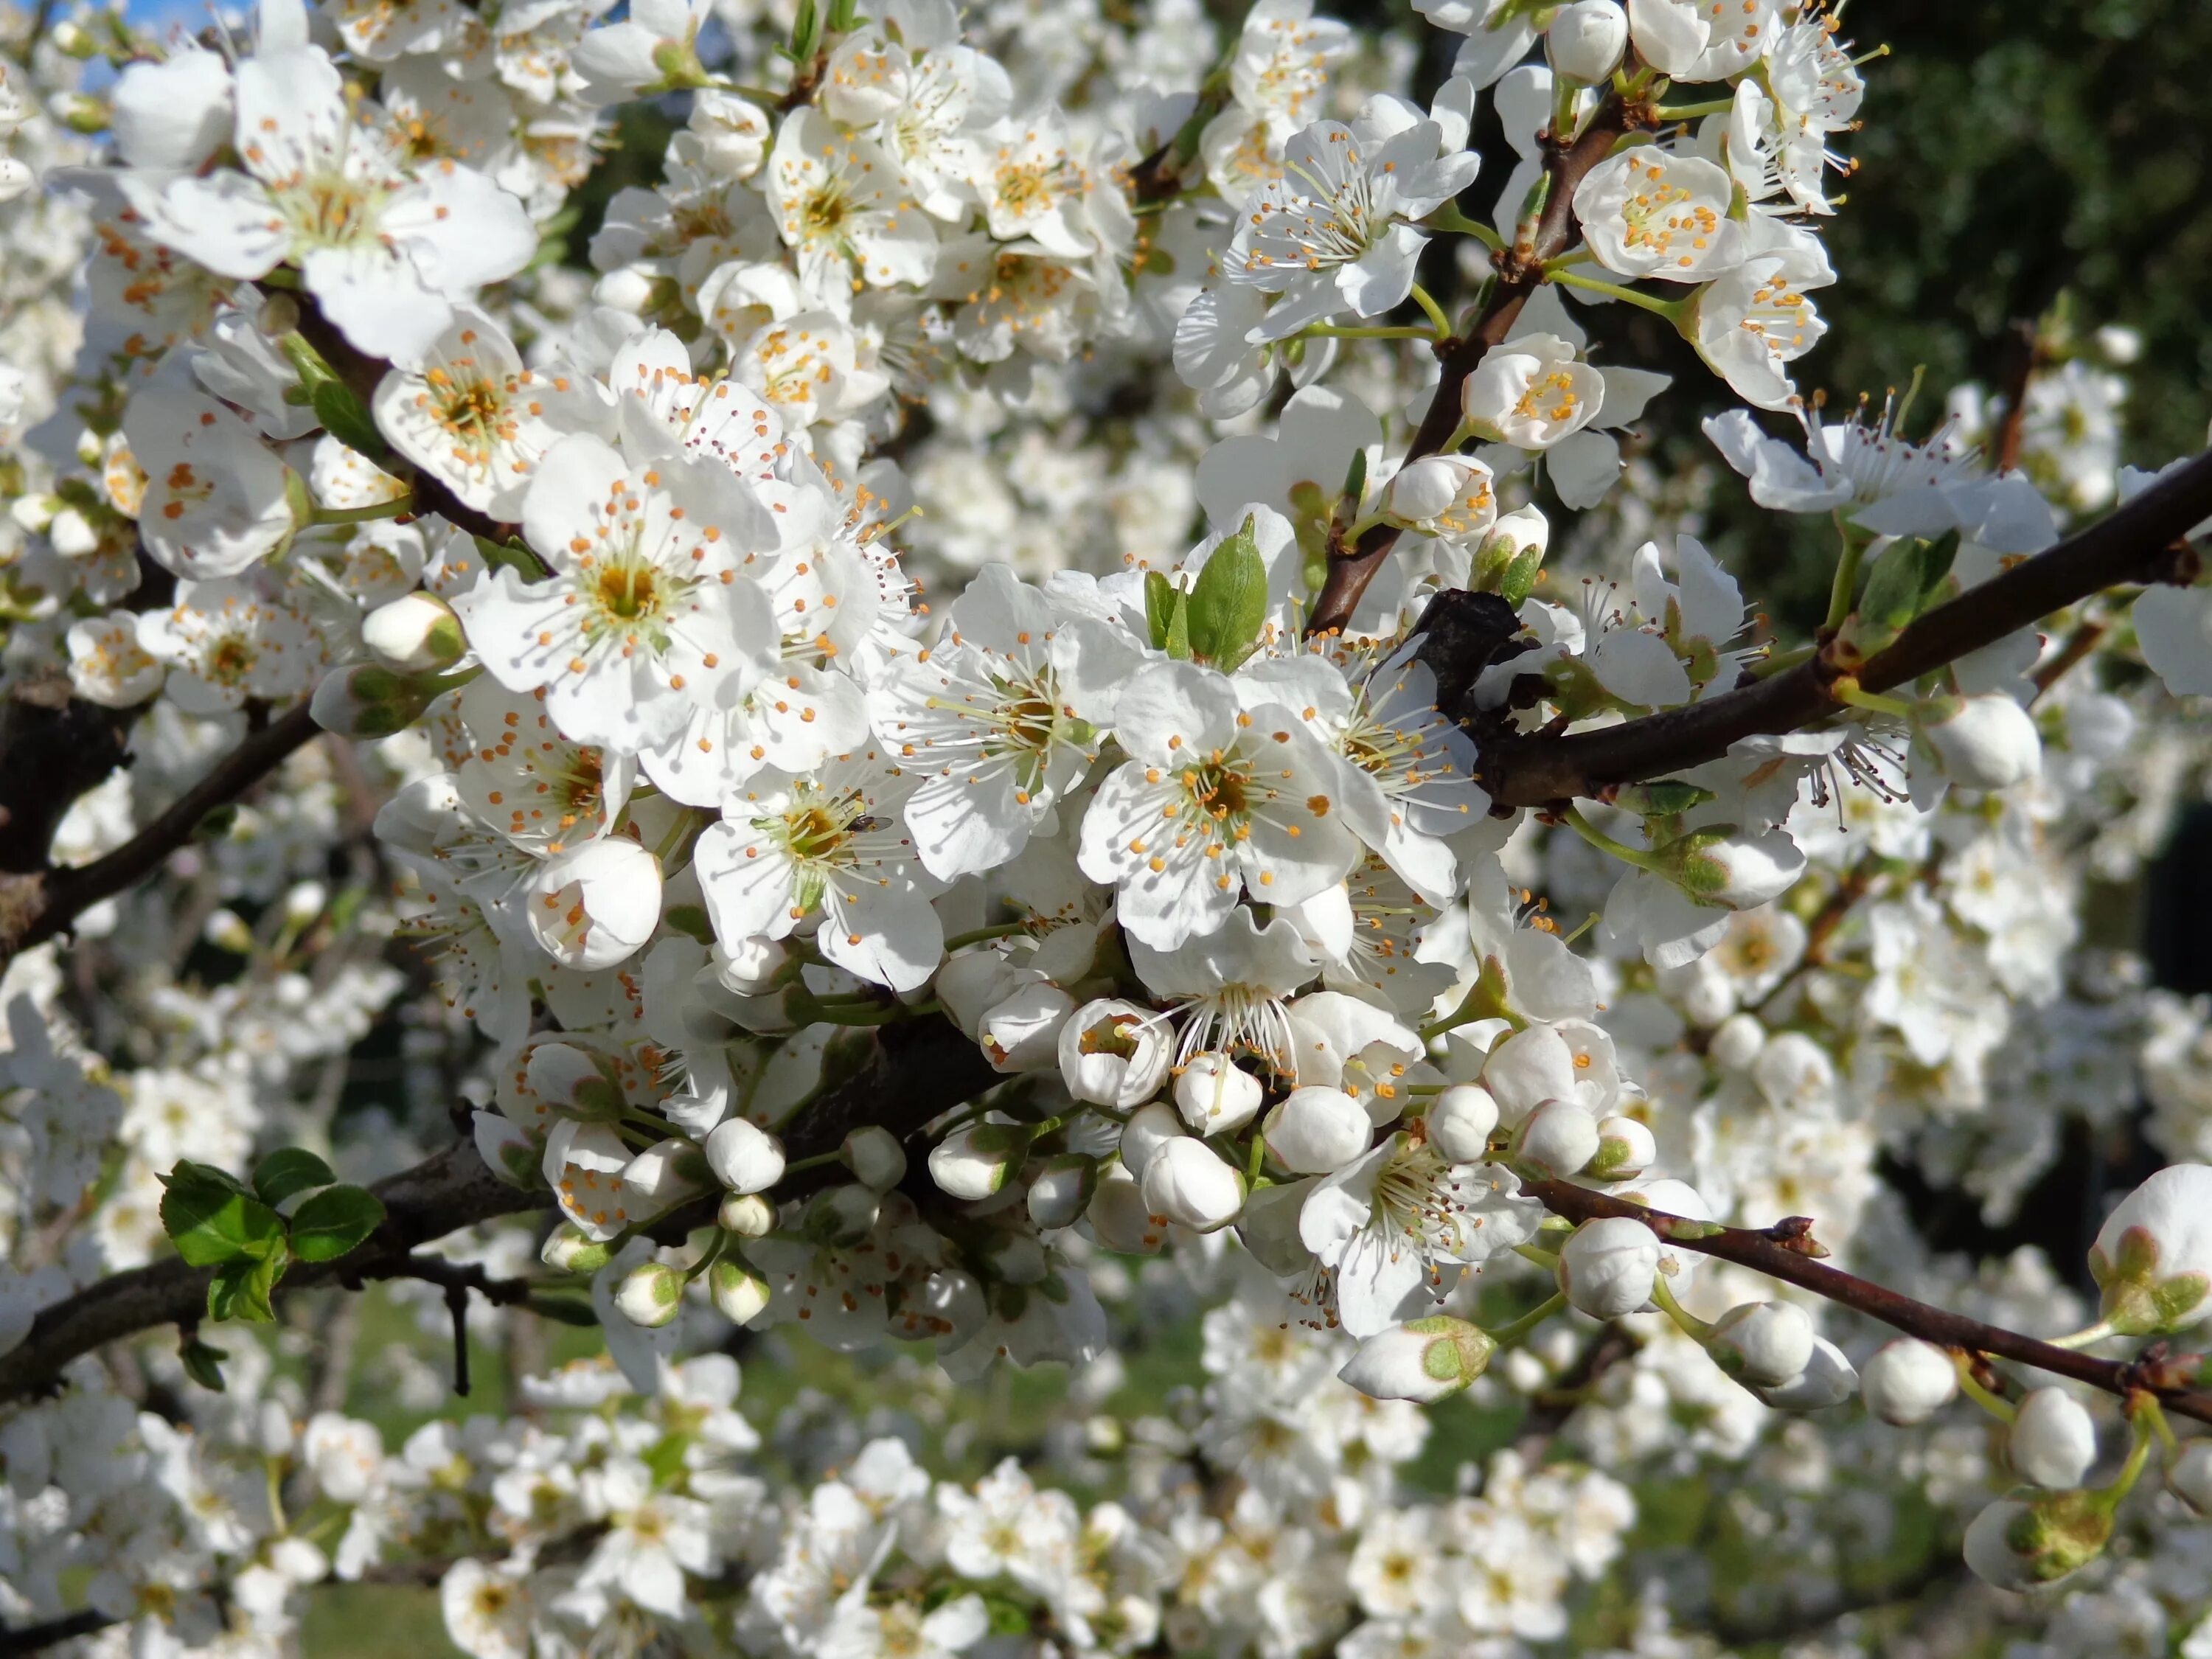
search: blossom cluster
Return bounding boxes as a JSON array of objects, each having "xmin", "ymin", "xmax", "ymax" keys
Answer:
[{"xmin": 1, "ymin": 0, "xmax": 2211, "ymax": 1651}]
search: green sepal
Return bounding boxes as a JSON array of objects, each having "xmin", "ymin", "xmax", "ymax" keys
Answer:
[{"xmin": 1184, "ymin": 514, "xmax": 1270, "ymax": 669}]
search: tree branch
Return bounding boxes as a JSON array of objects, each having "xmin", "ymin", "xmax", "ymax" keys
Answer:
[
  {"xmin": 0, "ymin": 701, "xmax": 323, "ymax": 975},
  {"xmin": 1305, "ymin": 100, "xmax": 1644, "ymax": 637},
  {"xmin": 0, "ymin": 1015, "xmax": 996, "ymax": 1405},
  {"xmin": 1478, "ymin": 447, "xmax": 2212, "ymax": 808},
  {"xmin": 1522, "ymin": 1178, "xmax": 2212, "ymax": 1425}
]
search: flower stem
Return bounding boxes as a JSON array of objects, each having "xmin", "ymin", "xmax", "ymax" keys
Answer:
[
  {"xmin": 1301, "ymin": 323, "xmax": 1438, "ymax": 341},
  {"xmin": 1952, "ymin": 1354, "xmax": 2017, "ymax": 1423},
  {"xmin": 1831, "ymin": 676, "xmax": 1916, "ymax": 722},
  {"xmin": 2042, "ymin": 1319, "xmax": 2117, "ymax": 1352},
  {"xmin": 1245, "ymin": 1133, "xmax": 1268, "ymax": 1186},
  {"xmin": 1560, "ymin": 804, "xmax": 1661, "ymax": 872},
  {"xmin": 1424, "ymin": 205, "xmax": 1503, "ymax": 251},
  {"xmin": 312, "ymin": 495, "xmax": 414, "ymax": 527},
  {"xmin": 942, "ymin": 921, "xmax": 1030, "ymax": 953},
  {"xmin": 1650, "ymin": 1276, "xmax": 1714, "ymax": 1341},
  {"xmin": 1652, "ymin": 97, "xmax": 1734, "ymax": 120},
  {"xmin": 1487, "ymin": 1290, "xmax": 1568, "ymax": 1349},
  {"xmin": 1409, "ymin": 282, "xmax": 1453, "ymax": 339},
  {"xmin": 1549, "ymin": 268, "xmax": 1689, "ymax": 321},
  {"xmin": 1823, "ymin": 515, "xmax": 1873, "ymax": 632},
  {"xmin": 782, "ymin": 1149, "xmax": 844, "ymax": 1175}
]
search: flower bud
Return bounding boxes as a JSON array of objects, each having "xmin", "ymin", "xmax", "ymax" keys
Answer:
[
  {"xmin": 1859, "ymin": 1338, "xmax": 1958, "ymax": 1426},
  {"xmin": 1338, "ymin": 1315, "xmax": 1498, "ymax": 1403},
  {"xmin": 2171, "ymin": 1440, "xmax": 2212, "ymax": 1515},
  {"xmin": 714, "ymin": 935, "xmax": 791, "ymax": 996},
  {"xmin": 1710, "ymin": 1301, "xmax": 1816, "ymax": 1387},
  {"xmin": 593, "ymin": 265, "xmax": 664, "ymax": 314},
  {"xmin": 718, "ymin": 1191, "xmax": 776, "ymax": 1236},
  {"xmin": 1962, "ymin": 1492, "xmax": 2111, "ymax": 1590},
  {"xmin": 1548, "ymin": 0, "xmax": 1627, "ymax": 80},
  {"xmin": 1915, "ymin": 693, "xmax": 2042, "ymax": 791},
  {"xmin": 1748, "ymin": 1336, "xmax": 1858, "ymax": 1411},
  {"xmin": 1060, "ymin": 998, "xmax": 1172, "ymax": 1110},
  {"xmin": 1087, "ymin": 1169, "xmax": 1167, "ymax": 1254},
  {"xmin": 1471, "ymin": 505, "xmax": 1551, "ymax": 597},
  {"xmin": 707, "ymin": 1253, "xmax": 771, "ymax": 1324},
  {"xmin": 1482, "ymin": 1025, "xmax": 1577, "ymax": 1122},
  {"xmin": 540, "ymin": 1223, "xmax": 612, "ymax": 1276},
  {"xmin": 1425, "ymin": 1084, "xmax": 1499, "ymax": 1164},
  {"xmin": 1028, "ymin": 1153, "xmax": 1099, "ymax": 1230},
  {"xmin": 1585, "ymin": 1116, "xmax": 1655, "ymax": 1182},
  {"xmin": 527, "ymin": 838, "xmax": 662, "ymax": 971},
  {"xmin": 1264, "ymin": 1087, "xmax": 1373, "ymax": 1175},
  {"xmin": 310, "ymin": 662, "xmax": 436, "ymax": 737},
  {"xmin": 2090, "ymin": 1164, "xmax": 2212, "ymax": 1335},
  {"xmin": 2009, "ymin": 1388, "xmax": 2097, "ymax": 1489},
  {"xmin": 802, "ymin": 1183, "xmax": 880, "ymax": 1246},
  {"xmin": 362, "ymin": 592, "xmax": 467, "ymax": 673},
  {"xmin": 613, "ymin": 1260, "xmax": 686, "ymax": 1328},
  {"xmin": 1623, "ymin": 1177, "xmax": 1714, "ymax": 1277},
  {"xmin": 1118, "ymin": 1101, "xmax": 1186, "ymax": 1181},
  {"xmin": 1557, "ymin": 1217, "xmax": 1660, "ymax": 1319},
  {"xmin": 703, "ymin": 1118, "xmax": 787, "ymax": 1194},
  {"xmin": 1708, "ymin": 1011, "xmax": 1766, "ymax": 1071},
  {"xmin": 841, "ymin": 1126, "xmax": 907, "ymax": 1192},
  {"xmin": 619, "ymin": 1138, "xmax": 710, "ymax": 1214},
  {"xmin": 1139, "ymin": 1137, "xmax": 1246, "ymax": 1233},
  {"xmin": 1172, "ymin": 1053, "xmax": 1264, "ymax": 1135},
  {"xmin": 978, "ymin": 981, "xmax": 1074, "ymax": 1073},
  {"xmin": 1510, "ymin": 1098, "xmax": 1601, "ymax": 1178},
  {"xmin": 1649, "ymin": 826, "xmax": 1806, "ymax": 911},
  {"xmin": 928, "ymin": 1120, "xmax": 1032, "ymax": 1200}
]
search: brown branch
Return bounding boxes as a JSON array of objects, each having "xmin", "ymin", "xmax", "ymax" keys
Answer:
[
  {"xmin": 1478, "ymin": 447, "xmax": 2212, "ymax": 808},
  {"xmin": 0, "ymin": 702, "xmax": 322, "ymax": 975},
  {"xmin": 1305, "ymin": 100, "xmax": 1645, "ymax": 637},
  {"xmin": 1521, "ymin": 1178, "xmax": 2212, "ymax": 1425},
  {"xmin": 0, "ymin": 1610, "xmax": 114, "ymax": 1657},
  {"xmin": 0, "ymin": 1015, "xmax": 995, "ymax": 1405}
]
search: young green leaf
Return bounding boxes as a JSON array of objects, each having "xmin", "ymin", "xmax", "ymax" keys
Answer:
[
  {"xmin": 160, "ymin": 1165, "xmax": 285, "ymax": 1267},
  {"xmin": 308, "ymin": 380, "xmax": 387, "ymax": 462},
  {"xmin": 286, "ymin": 1183, "xmax": 386, "ymax": 1262},
  {"xmin": 178, "ymin": 1336, "xmax": 230, "ymax": 1392},
  {"xmin": 207, "ymin": 1242, "xmax": 288, "ymax": 1324},
  {"xmin": 251, "ymin": 1147, "xmax": 335, "ymax": 1208},
  {"xmin": 1185, "ymin": 515, "xmax": 1270, "ymax": 668}
]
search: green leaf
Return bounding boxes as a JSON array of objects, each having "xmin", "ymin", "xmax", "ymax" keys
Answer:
[
  {"xmin": 192, "ymin": 803, "xmax": 239, "ymax": 843},
  {"xmin": 178, "ymin": 1337, "xmax": 229, "ymax": 1393},
  {"xmin": 309, "ymin": 379, "xmax": 386, "ymax": 462},
  {"xmin": 159, "ymin": 1165, "xmax": 285, "ymax": 1267},
  {"xmin": 252, "ymin": 1148, "xmax": 335, "ymax": 1208},
  {"xmin": 1850, "ymin": 529, "xmax": 1960, "ymax": 652},
  {"xmin": 663, "ymin": 902, "xmax": 714, "ymax": 944},
  {"xmin": 472, "ymin": 535, "xmax": 543, "ymax": 580},
  {"xmin": 287, "ymin": 1184, "xmax": 386, "ymax": 1263},
  {"xmin": 1500, "ymin": 543, "xmax": 1545, "ymax": 608},
  {"xmin": 1143, "ymin": 570, "xmax": 1182, "ymax": 654},
  {"xmin": 523, "ymin": 1294, "xmax": 600, "ymax": 1328},
  {"xmin": 790, "ymin": 0, "xmax": 820, "ymax": 58},
  {"xmin": 1184, "ymin": 515, "xmax": 1270, "ymax": 669},
  {"xmin": 207, "ymin": 1242, "xmax": 288, "ymax": 1324}
]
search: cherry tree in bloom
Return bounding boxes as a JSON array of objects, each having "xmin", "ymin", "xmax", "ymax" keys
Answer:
[{"xmin": 1, "ymin": 0, "xmax": 2211, "ymax": 1654}]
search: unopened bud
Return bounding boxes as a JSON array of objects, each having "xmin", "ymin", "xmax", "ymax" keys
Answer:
[
  {"xmin": 540, "ymin": 1223, "xmax": 612, "ymax": 1276},
  {"xmin": 704, "ymin": 1118, "xmax": 787, "ymax": 1194},
  {"xmin": 1557, "ymin": 1216, "xmax": 1660, "ymax": 1319},
  {"xmin": 706, "ymin": 1253, "xmax": 771, "ymax": 1324},
  {"xmin": 1264, "ymin": 1086, "xmax": 1374, "ymax": 1175},
  {"xmin": 841, "ymin": 1125, "xmax": 907, "ymax": 1192},
  {"xmin": 978, "ymin": 981, "xmax": 1074, "ymax": 1073},
  {"xmin": 1172, "ymin": 1053, "xmax": 1264, "ymax": 1135},
  {"xmin": 718, "ymin": 1191, "xmax": 776, "ymax": 1236},
  {"xmin": 1710, "ymin": 1300, "xmax": 1816, "ymax": 1387},
  {"xmin": 2089, "ymin": 1163, "xmax": 2212, "ymax": 1335},
  {"xmin": 1511, "ymin": 1098, "xmax": 1601, "ymax": 1178},
  {"xmin": 928, "ymin": 1120, "xmax": 1032, "ymax": 1201},
  {"xmin": 1425, "ymin": 1084, "xmax": 1499, "ymax": 1164},
  {"xmin": 1963, "ymin": 1492, "xmax": 2112, "ymax": 1590},
  {"xmin": 612, "ymin": 1261, "xmax": 686, "ymax": 1329},
  {"xmin": 1860, "ymin": 1338, "xmax": 1958, "ymax": 1426},
  {"xmin": 1650, "ymin": 825, "xmax": 1806, "ymax": 911},
  {"xmin": 1338, "ymin": 1315, "xmax": 1498, "ymax": 1403},
  {"xmin": 1138, "ymin": 1136, "xmax": 1246, "ymax": 1232},
  {"xmin": 363, "ymin": 592, "xmax": 467, "ymax": 673},
  {"xmin": 1585, "ymin": 1115, "xmax": 1655, "ymax": 1182},
  {"xmin": 1915, "ymin": 692, "xmax": 2042, "ymax": 792},
  {"xmin": 1085, "ymin": 1169, "xmax": 1166, "ymax": 1255},
  {"xmin": 1548, "ymin": 0, "xmax": 1627, "ymax": 81},
  {"xmin": 2009, "ymin": 1388, "xmax": 2097, "ymax": 1489},
  {"xmin": 1028, "ymin": 1153, "xmax": 1098, "ymax": 1230},
  {"xmin": 801, "ymin": 1183, "xmax": 880, "ymax": 1246},
  {"xmin": 1117, "ymin": 1101, "xmax": 1186, "ymax": 1181},
  {"xmin": 310, "ymin": 662, "xmax": 434, "ymax": 737}
]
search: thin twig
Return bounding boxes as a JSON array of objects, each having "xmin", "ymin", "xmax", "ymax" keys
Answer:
[
  {"xmin": 1305, "ymin": 97, "xmax": 1646, "ymax": 637},
  {"xmin": 1521, "ymin": 1178, "xmax": 2212, "ymax": 1425},
  {"xmin": 1476, "ymin": 451, "xmax": 2212, "ymax": 807},
  {"xmin": 0, "ymin": 702, "xmax": 321, "ymax": 973}
]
